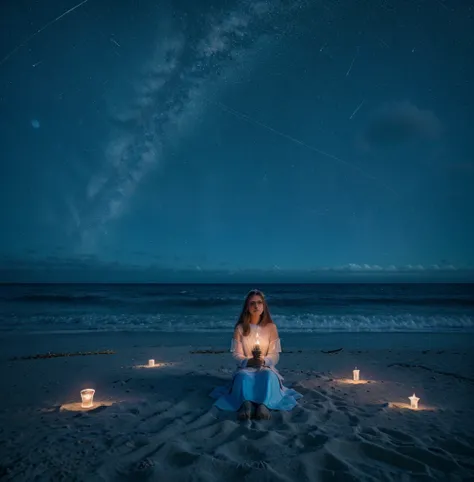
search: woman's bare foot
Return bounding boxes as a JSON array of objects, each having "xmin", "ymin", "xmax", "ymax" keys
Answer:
[
  {"xmin": 255, "ymin": 404, "xmax": 271, "ymax": 420},
  {"xmin": 237, "ymin": 401, "xmax": 253, "ymax": 421}
]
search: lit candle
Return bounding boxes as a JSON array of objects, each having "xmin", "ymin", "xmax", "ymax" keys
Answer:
[
  {"xmin": 409, "ymin": 393, "xmax": 420, "ymax": 410},
  {"xmin": 353, "ymin": 367, "xmax": 360, "ymax": 381},
  {"xmin": 148, "ymin": 359, "xmax": 155, "ymax": 367},
  {"xmin": 80, "ymin": 388, "xmax": 95, "ymax": 408}
]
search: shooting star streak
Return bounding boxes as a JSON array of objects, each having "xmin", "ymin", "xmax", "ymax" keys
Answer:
[
  {"xmin": 0, "ymin": 0, "xmax": 90, "ymax": 67},
  {"xmin": 110, "ymin": 38, "xmax": 121, "ymax": 47},
  {"xmin": 346, "ymin": 46, "xmax": 360, "ymax": 77},
  {"xmin": 349, "ymin": 99, "xmax": 365, "ymax": 120},
  {"xmin": 434, "ymin": 0, "xmax": 451, "ymax": 11},
  {"xmin": 207, "ymin": 98, "xmax": 398, "ymax": 196}
]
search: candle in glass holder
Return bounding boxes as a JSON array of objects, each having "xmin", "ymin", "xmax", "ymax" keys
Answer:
[
  {"xmin": 148, "ymin": 359, "xmax": 155, "ymax": 367},
  {"xmin": 353, "ymin": 367, "xmax": 360, "ymax": 381},
  {"xmin": 409, "ymin": 393, "xmax": 420, "ymax": 410},
  {"xmin": 80, "ymin": 388, "xmax": 95, "ymax": 408}
]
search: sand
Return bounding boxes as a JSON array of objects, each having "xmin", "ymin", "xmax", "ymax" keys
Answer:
[{"xmin": 0, "ymin": 331, "xmax": 473, "ymax": 481}]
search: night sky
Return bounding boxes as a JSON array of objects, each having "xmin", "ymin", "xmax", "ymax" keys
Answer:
[{"xmin": 1, "ymin": 0, "xmax": 473, "ymax": 283}]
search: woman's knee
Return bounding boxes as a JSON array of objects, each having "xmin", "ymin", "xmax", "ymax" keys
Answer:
[
  {"xmin": 234, "ymin": 371, "xmax": 251, "ymax": 381},
  {"xmin": 258, "ymin": 369, "xmax": 274, "ymax": 380}
]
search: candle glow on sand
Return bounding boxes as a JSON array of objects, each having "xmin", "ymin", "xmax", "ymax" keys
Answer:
[
  {"xmin": 135, "ymin": 361, "xmax": 170, "ymax": 369},
  {"xmin": 389, "ymin": 396, "xmax": 434, "ymax": 411},
  {"xmin": 60, "ymin": 399, "xmax": 114, "ymax": 412},
  {"xmin": 337, "ymin": 378, "xmax": 370, "ymax": 385},
  {"xmin": 334, "ymin": 368, "xmax": 370, "ymax": 385}
]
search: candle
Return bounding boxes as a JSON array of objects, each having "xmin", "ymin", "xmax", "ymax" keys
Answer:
[
  {"xmin": 252, "ymin": 329, "xmax": 261, "ymax": 352},
  {"xmin": 353, "ymin": 367, "xmax": 360, "ymax": 381},
  {"xmin": 409, "ymin": 393, "xmax": 420, "ymax": 410},
  {"xmin": 80, "ymin": 388, "xmax": 95, "ymax": 408},
  {"xmin": 148, "ymin": 359, "xmax": 155, "ymax": 367}
]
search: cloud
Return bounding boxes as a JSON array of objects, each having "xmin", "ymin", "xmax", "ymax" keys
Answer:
[
  {"xmin": 1, "ymin": 255, "xmax": 472, "ymax": 283},
  {"xmin": 321, "ymin": 263, "xmax": 459, "ymax": 273},
  {"xmin": 362, "ymin": 101, "xmax": 443, "ymax": 149},
  {"xmin": 333, "ymin": 263, "xmax": 384, "ymax": 272},
  {"xmin": 0, "ymin": 254, "xmax": 167, "ymax": 282}
]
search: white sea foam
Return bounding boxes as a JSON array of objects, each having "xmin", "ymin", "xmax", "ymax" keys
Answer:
[{"xmin": 1, "ymin": 312, "xmax": 473, "ymax": 334}]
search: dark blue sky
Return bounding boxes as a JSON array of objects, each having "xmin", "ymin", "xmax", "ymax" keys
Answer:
[{"xmin": 1, "ymin": 0, "xmax": 473, "ymax": 283}]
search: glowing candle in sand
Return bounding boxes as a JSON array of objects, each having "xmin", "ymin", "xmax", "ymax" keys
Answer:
[
  {"xmin": 80, "ymin": 388, "xmax": 95, "ymax": 408},
  {"xmin": 353, "ymin": 367, "xmax": 360, "ymax": 381},
  {"xmin": 409, "ymin": 393, "xmax": 420, "ymax": 410},
  {"xmin": 148, "ymin": 359, "xmax": 155, "ymax": 367}
]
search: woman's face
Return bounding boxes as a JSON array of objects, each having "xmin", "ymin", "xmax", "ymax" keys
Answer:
[{"xmin": 247, "ymin": 294, "xmax": 264, "ymax": 316}]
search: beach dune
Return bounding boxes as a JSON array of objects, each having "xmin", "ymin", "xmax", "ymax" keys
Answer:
[{"xmin": 0, "ymin": 332, "xmax": 473, "ymax": 481}]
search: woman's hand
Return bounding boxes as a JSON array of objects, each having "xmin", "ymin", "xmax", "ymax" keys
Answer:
[{"xmin": 247, "ymin": 357, "xmax": 264, "ymax": 368}]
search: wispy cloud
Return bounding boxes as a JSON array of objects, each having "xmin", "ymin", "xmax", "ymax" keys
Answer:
[
  {"xmin": 2, "ymin": 254, "xmax": 471, "ymax": 283},
  {"xmin": 322, "ymin": 263, "xmax": 458, "ymax": 272},
  {"xmin": 361, "ymin": 100, "xmax": 443, "ymax": 149},
  {"xmin": 69, "ymin": 1, "xmax": 286, "ymax": 253}
]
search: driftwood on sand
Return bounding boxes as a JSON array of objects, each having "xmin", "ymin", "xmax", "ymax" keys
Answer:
[
  {"xmin": 387, "ymin": 362, "xmax": 474, "ymax": 383},
  {"xmin": 321, "ymin": 348, "xmax": 343, "ymax": 354},
  {"xmin": 190, "ymin": 350, "xmax": 227, "ymax": 354},
  {"xmin": 190, "ymin": 348, "xmax": 345, "ymax": 355},
  {"xmin": 9, "ymin": 350, "xmax": 116, "ymax": 361}
]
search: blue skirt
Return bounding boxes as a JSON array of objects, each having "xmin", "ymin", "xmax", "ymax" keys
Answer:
[{"xmin": 210, "ymin": 367, "xmax": 302, "ymax": 411}]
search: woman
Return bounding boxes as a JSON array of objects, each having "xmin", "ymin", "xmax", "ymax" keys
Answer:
[{"xmin": 210, "ymin": 289, "xmax": 302, "ymax": 420}]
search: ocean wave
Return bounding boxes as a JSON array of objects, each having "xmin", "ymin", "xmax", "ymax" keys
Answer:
[
  {"xmin": 268, "ymin": 296, "xmax": 474, "ymax": 307},
  {"xmin": 8, "ymin": 294, "xmax": 108, "ymax": 304},
  {"xmin": 5, "ymin": 293, "xmax": 473, "ymax": 309},
  {"xmin": 1, "ymin": 312, "xmax": 473, "ymax": 333}
]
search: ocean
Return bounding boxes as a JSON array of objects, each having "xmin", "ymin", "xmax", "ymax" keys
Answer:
[{"xmin": 0, "ymin": 283, "xmax": 472, "ymax": 334}]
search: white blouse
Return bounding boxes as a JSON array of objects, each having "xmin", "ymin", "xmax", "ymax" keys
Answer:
[{"xmin": 230, "ymin": 323, "xmax": 282, "ymax": 368}]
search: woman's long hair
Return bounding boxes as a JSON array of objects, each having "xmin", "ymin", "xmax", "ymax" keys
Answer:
[{"xmin": 235, "ymin": 289, "xmax": 274, "ymax": 337}]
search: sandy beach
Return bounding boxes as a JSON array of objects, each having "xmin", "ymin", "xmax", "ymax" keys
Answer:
[{"xmin": 0, "ymin": 331, "xmax": 473, "ymax": 481}]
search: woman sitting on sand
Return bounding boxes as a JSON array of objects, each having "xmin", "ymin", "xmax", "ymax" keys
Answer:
[{"xmin": 210, "ymin": 289, "xmax": 302, "ymax": 420}]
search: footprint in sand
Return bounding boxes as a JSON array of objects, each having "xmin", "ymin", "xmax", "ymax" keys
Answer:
[
  {"xmin": 438, "ymin": 437, "xmax": 474, "ymax": 457},
  {"xmin": 297, "ymin": 432, "xmax": 329, "ymax": 452},
  {"xmin": 166, "ymin": 447, "xmax": 201, "ymax": 468},
  {"xmin": 346, "ymin": 413, "xmax": 360, "ymax": 427},
  {"xmin": 397, "ymin": 445, "xmax": 459, "ymax": 473},
  {"xmin": 378, "ymin": 427, "xmax": 417, "ymax": 444},
  {"xmin": 215, "ymin": 439, "xmax": 267, "ymax": 465},
  {"xmin": 321, "ymin": 451, "xmax": 353, "ymax": 473},
  {"xmin": 290, "ymin": 407, "xmax": 312, "ymax": 424},
  {"xmin": 359, "ymin": 440, "xmax": 427, "ymax": 473},
  {"xmin": 370, "ymin": 430, "xmax": 460, "ymax": 474},
  {"xmin": 115, "ymin": 457, "xmax": 155, "ymax": 481},
  {"xmin": 359, "ymin": 427, "xmax": 378, "ymax": 437},
  {"xmin": 323, "ymin": 408, "xmax": 333, "ymax": 422},
  {"xmin": 333, "ymin": 400, "xmax": 349, "ymax": 412}
]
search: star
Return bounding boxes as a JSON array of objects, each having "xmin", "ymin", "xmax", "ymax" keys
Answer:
[{"xmin": 409, "ymin": 393, "xmax": 420, "ymax": 409}]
